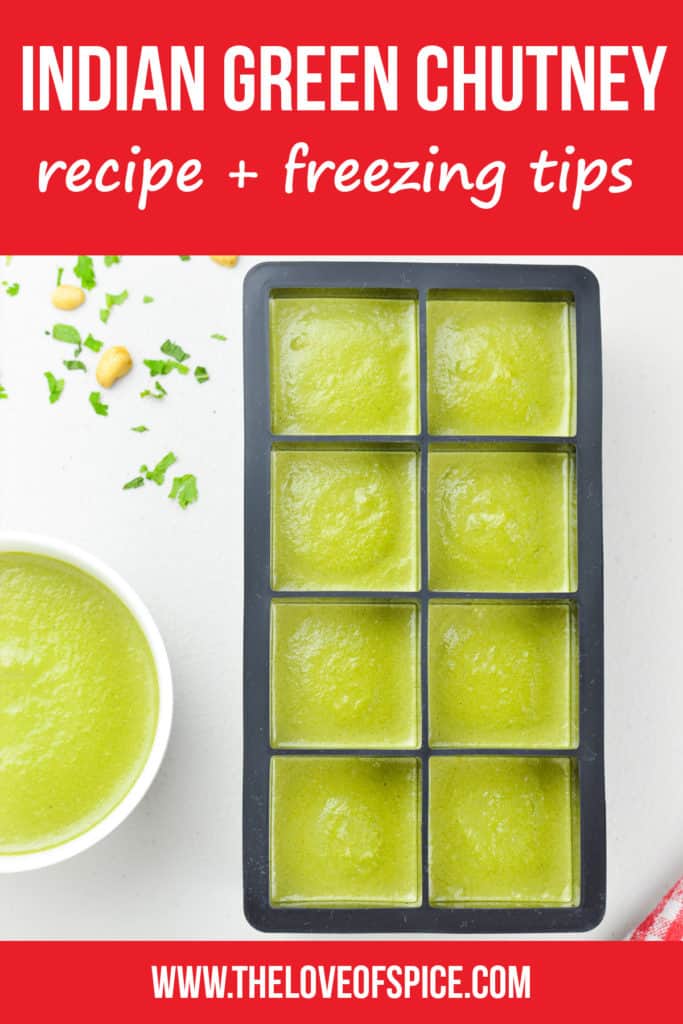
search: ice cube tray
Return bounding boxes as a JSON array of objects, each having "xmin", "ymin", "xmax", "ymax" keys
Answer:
[{"xmin": 243, "ymin": 262, "xmax": 605, "ymax": 933}]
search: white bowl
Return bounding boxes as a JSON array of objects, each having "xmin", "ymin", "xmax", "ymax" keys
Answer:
[{"xmin": 0, "ymin": 532, "xmax": 173, "ymax": 872}]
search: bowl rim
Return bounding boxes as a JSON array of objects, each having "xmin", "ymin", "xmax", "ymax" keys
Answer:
[{"xmin": 0, "ymin": 531, "xmax": 173, "ymax": 872}]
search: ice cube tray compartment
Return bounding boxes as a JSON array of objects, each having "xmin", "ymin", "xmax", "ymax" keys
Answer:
[
  {"xmin": 243, "ymin": 262, "xmax": 604, "ymax": 933},
  {"xmin": 428, "ymin": 444, "xmax": 578, "ymax": 592},
  {"xmin": 429, "ymin": 756, "xmax": 580, "ymax": 907},
  {"xmin": 270, "ymin": 756, "xmax": 422, "ymax": 907},
  {"xmin": 426, "ymin": 291, "xmax": 576, "ymax": 437},
  {"xmin": 270, "ymin": 600, "xmax": 421, "ymax": 749},
  {"xmin": 428, "ymin": 601, "xmax": 578, "ymax": 750},
  {"xmin": 270, "ymin": 291, "xmax": 419, "ymax": 436},
  {"xmin": 271, "ymin": 445, "xmax": 420, "ymax": 592}
]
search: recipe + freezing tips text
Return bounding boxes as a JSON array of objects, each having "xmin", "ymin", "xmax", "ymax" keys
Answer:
[
  {"xmin": 22, "ymin": 43, "xmax": 665, "ymax": 211},
  {"xmin": 35, "ymin": 141, "xmax": 633, "ymax": 213}
]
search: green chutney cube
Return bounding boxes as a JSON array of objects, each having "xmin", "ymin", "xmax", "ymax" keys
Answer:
[
  {"xmin": 270, "ymin": 295, "xmax": 419, "ymax": 435},
  {"xmin": 0, "ymin": 553, "xmax": 159, "ymax": 855},
  {"xmin": 429, "ymin": 757, "xmax": 579, "ymax": 906},
  {"xmin": 270, "ymin": 756, "xmax": 421, "ymax": 906},
  {"xmin": 271, "ymin": 448, "xmax": 419, "ymax": 591},
  {"xmin": 427, "ymin": 294, "xmax": 575, "ymax": 436},
  {"xmin": 428, "ymin": 448, "xmax": 576, "ymax": 592},
  {"xmin": 429, "ymin": 602, "xmax": 577, "ymax": 748},
  {"xmin": 271, "ymin": 601, "xmax": 420, "ymax": 748}
]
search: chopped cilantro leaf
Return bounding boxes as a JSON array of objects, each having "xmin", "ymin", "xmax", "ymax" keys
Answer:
[
  {"xmin": 145, "ymin": 451, "xmax": 177, "ymax": 485},
  {"xmin": 179, "ymin": 255, "xmax": 191, "ymax": 261},
  {"xmin": 0, "ymin": 385, "xmax": 8, "ymax": 399},
  {"xmin": 131, "ymin": 425, "xmax": 149, "ymax": 432},
  {"xmin": 194, "ymin": 365, "xmax": 209, "ymax": 383},
  {"xmin": 160, "ymin": 339, "xmax": 190, "ymax": 362},
  {"xmin": 83, "ymin": 333, "xmax": 103, "ymax": 352},
  {"xmin": 140, "ymin": 381, "xmax": 167, "ymax": 400},
  {"xmin": 104, "ymin": 255, "xmax": 121, "ymax": 267},
  {"xmin": 56, "ymin": 267, "xmax": 64, "ymax": 287},
  {"xmin": 52, "ymin": 323, "xmax": 81, "ymax": 345},
  {"xmin": 123, "ymin": 476, "xmax": 145, "ymax": 490},
  {"xmin": 45, "ymin": 372, "xmax": 64, "ymax": 404},
  {"xmin": 64, "ymin": 359, "xmax": 87, "ymax": 371},
  {"xmin": 143, "ymin": 295, "xmax": 154, "ymax": 304},
  {"xmin": 210, "ymin": 332, "xmax": 227, "ymax": 341},
  {"xmin": 144, "ymin": 358, "xmax": 189, "ymax": 377},
  {"xmin": 169, "ymin": 474, "xmax": 199, "ymax": 509},
  {"xmin": 100, "ymin": 290, "xmax": 128, "ymax": 324},
  {"xmin": 5, "ymin": 282, "xmax": 19, "ymax": 296},
  {"xmin": 74, "ymin": 255, "xmax": 96, "ymax": 291},
  {"xmin": 89, "ymin": 391, "xmax": 109, "ymax": 416}
]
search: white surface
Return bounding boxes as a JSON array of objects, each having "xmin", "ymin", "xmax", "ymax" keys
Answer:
[
  {"xmin": 0, "ymin": 531, "xmax": 172, "ymax": 873},
  {"xmin": 0, "ymin": 254, "xmax": 681, "ymax": 941}
]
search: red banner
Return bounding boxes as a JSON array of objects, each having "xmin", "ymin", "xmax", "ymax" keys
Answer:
[
  {"xmin": 0, "ymin": 941, "xmax": 680, "ymax": 1020},
  {"xmin": 1, "ymin": 0, "xmax": 682, "ymax": 1015},
  {"xmin": 0, "ymin": 0, "xmax": 681, "ymax": 253}
]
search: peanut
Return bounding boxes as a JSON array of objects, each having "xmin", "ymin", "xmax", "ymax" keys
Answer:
[
  {"xmin": 210, "ymin": 255, "xmax": 239, "ymax": 267},
  {"xmin": 51, "ymin": 284, "xmax": 86, "ymax": 310},
  {"xmin": 96, "ymin": 346, "xmax": 133, "ymax": 389}
]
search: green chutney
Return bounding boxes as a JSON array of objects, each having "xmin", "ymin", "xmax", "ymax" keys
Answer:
[{"xmin": 0, "ymin": 552, "xmax": 159, "ymax": 855}]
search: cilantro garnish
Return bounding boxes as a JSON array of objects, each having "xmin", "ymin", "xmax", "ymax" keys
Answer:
[
  {"xmin": 52, "ymin": 323, "xmax": 81, "ymax": 345},
  {"xmin": 74, "ymin": 255, "xmax": 96, "ymax": 291},
  {"xmin": 89, "ymin": 391, "xmax": 109, "ymax": 416},
  {"xmin": 143, "ymin": 295, "xmax": 154, "ymax": 304},
  {"xmin": 83, "ymin": 333, "xmax": 103, "ymax": 352},
  {"xmin": 100, "ymin": 290, "xmax": 129, "ymax": 323},
  {"xmin": 4, "ymin": 282, "xmax": 19, "ymax": 296},
  {"xmin": 160, "ymin": 339, "xmax": 189, "ymax": 362},
  {"xmin": 123, "ymin": 452, "xmax": 177, "ymax": 492},
  {"xmin": 45, "ymin": 372, "xmax": 64, "ymax": 404},
  {"xmin": 56, "ymin": 267, "xmax": 64, "ymax": 286},
  {"xmin": 0, "ymin": 385, "xmax": 8, "ymax": 399},
  {"xmin": 123, "ymin": 453, "xmax": 198, "ymax": 509},
  {"xmin": 64, "ymin": 359, "xmax": 87, "ymax": 371},
  {"xmin": 169, "ymin": 474, "xmax": 199, "ymax": 510},
  {"xmin": 179, "ymin": 255, "xmax": 191, "ymax": 261},
  {"xmin": 210, "ymin": 332, "xmax": 227, "ymax": 341},
  {"xmin": 145, "ymin": 451, "xmax": 177, "ymax": 485},
  {"xmin": 144, "ymin": 358, "xmax": 189, "ymax": 377},
  {"xmin": 104, "ymin": 255, "xmax": 121, "ymax": 267},
  {"xmin": 131, "ymin": 425, "xmax": 149, "ymax": 433},
  {"xmin": 140, "ymin": 381, "xmax": 167, "ymax": 400},
  {"xmin": 194, "ymin": 365, "xmax": 209, "ymax": 383}
]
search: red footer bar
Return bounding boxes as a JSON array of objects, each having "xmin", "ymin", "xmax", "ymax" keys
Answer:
[{"xmin": 1, "ymin": 941, "xmax": 680, "ymax": 1020}]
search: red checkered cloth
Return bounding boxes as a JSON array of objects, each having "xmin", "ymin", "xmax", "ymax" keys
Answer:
[{"xmin": 630, "ymin": 877, "xmax": 683, "ymax": 941}]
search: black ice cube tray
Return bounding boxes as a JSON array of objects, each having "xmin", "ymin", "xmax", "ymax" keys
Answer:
[{"xmin": 242, "ymin": 261, "xmax": 605, "ymax": 933}]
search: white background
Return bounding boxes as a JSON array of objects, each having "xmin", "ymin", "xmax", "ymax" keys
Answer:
[{"xmin": 0, "ymin": 254, "xmax": 681, "ymax": 941}]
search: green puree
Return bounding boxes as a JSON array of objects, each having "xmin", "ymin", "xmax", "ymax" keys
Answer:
[
  {"xmin": 271, "ymin": 601, "xmax": 419, "ymax": 748},
  {"xmin": 0, "ymin": 553, "xmax": 159, "ymax": 855},
  {"xmin": 271, "ymin": 448, "xmax": 419, "ymax": 591},
  {"xmin": 429, "ymin": 757, "xmax": 579, "ymax": 906},
  {"xmin": 270, "ymin": 296, "xmax": 419, "ymax": 435},
  {"xmin": 429, "ymin": 602, "xmax": 577, "ymax": 748},
  {"xmin": 429, "ymin": 449, "xmax": 576, "ymax": 592},
  {"xmin": 270, "ymin": 757, "xmax": 421, "ymax": 906},
  {"xmin": 427, "ymin": 295, "xmax": 574, "ymax": 436}
]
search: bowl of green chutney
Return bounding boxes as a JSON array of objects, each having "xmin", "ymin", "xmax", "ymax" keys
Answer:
[{"xmin": 0, "ymin": 533, "xmax": 173, "ymax": 871}]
